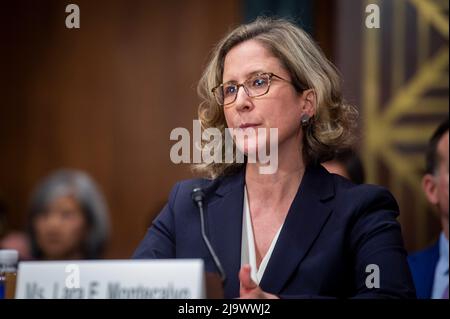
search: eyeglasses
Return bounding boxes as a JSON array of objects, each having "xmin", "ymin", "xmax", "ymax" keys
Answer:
[{"xmin": 211, "ymin": 72, "xmax": 292, "ymax": 106}]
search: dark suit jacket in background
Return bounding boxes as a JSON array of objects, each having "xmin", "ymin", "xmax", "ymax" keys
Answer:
[
  {"xmin": 408, "ymin": 242, "xmax": 439, "ymax": 299},
  {"xmin": 133, "ymin": 165, "xmax": 416, "ymax": 298}
]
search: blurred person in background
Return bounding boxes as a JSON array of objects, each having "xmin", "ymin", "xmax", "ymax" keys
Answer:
[
  {"xmin": 408, "ymin": 118, "xmax": 449, "ymax": 299},
  {"xmin": 0, "ymin": 197, "xmax": 6, "ymax": 238},
  {"xmin": 27, "ymin": 169, "xmax": 110, "ymax": 260},
  {"xmin": 0, "ymin": 196, "xmax": 32, "ymax": 260},
  {"xmin": 322, "ymin": 149, "xmax": 365, "ymax": 184}
]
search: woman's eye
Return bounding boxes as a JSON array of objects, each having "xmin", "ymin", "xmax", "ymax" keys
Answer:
[
  {"xmin": 224, "ymin": 85, "xmax": 236, "ymax": 96},
  {"xmin": 60, "ymin": 210, "xmax": 74, "ymax": 220},
  {"xmin": 252, "ymin": 78, "xmax": 267, "ymax": 87}
]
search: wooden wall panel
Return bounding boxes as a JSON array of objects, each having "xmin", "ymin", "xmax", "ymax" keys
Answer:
[
  {"xmin": 335, "ymin": 0, "xmax": 448, "ymax": 252},
  {"xmin": 0, "ymin": 0, "xmax": 241, "ymax": 258}
]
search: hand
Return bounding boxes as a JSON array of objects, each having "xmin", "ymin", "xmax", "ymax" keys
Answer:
[{"xmin": 238, "ymin": 264, "xmax": 279, "ymax": 299}]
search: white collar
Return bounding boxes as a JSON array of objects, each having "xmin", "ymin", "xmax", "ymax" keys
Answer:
[{"xmin": 240, "ymin": 186, "xmax": 283, "ymax": 284}]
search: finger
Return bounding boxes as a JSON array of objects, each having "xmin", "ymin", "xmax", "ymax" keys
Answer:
[{"xmin": 239, "ymin": 264, "xmax": 257, "ymax": 290}]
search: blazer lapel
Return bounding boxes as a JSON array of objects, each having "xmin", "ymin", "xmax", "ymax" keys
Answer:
[
  {"xmin": 206, "ymin": 169, "xmax": 245, "ymax": 298},
  {"xmin": 259, "ymin": 165, "xmax": 335, "ymax": 294}
]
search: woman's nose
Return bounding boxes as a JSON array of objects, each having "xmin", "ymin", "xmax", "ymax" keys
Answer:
[
  {"xmin": 46, "ymin": 213, "xmax": 62, "ymax": 228},
  {"xmin": 234, "ymin": 86, "xmax": 254, "ymax": 112}
]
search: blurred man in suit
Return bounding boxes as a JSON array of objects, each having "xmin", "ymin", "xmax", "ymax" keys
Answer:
[{"xmin": 408, "ymin": 119, "xmax": 449, "ymax": 299}]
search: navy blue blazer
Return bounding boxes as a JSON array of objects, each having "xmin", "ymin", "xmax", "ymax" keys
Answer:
[
  {"xmin": 133, "ymin": 165, "xmax": 415, "ymax": 298},
  {"xmin": 408, "ymin": 241, "xmax": 439, "ymax": 299}
]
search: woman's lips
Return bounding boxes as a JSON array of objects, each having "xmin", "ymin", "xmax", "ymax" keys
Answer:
[{"xmin": 238, "ymin": 123, "xmax": 261, "ymax": 129}]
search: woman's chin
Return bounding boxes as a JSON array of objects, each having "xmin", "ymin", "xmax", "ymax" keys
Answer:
[{"xmin": 238, "ymin": 144, "xmax": 265, "ymax": 161}]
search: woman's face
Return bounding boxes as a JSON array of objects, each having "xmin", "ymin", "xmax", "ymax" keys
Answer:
[
  {"xmin": 34, "ymin": 195, "xmax": 88, "ymax": 260},
  {"xmin": 222, "ymin": 39, "xmax": 308, "ymax": 156}
]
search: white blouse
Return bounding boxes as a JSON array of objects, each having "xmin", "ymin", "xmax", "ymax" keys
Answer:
[{"xmin": 240, "ymin": 186, "xmax": 283, "ymax": 285}]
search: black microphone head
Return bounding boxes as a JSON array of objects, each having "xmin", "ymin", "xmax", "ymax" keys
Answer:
[{"xmin": 191, "ymin": 187, "xmax": 205, "ymax": 203}]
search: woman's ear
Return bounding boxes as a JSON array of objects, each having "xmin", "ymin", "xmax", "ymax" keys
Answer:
[{"xmin": 299, "ymin": 89, "xmax": 316, "ymax": 118}]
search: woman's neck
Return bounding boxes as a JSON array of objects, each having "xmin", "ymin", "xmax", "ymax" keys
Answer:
[{"xmin": 245, "ymin": 140, "xmax": 306, "ymax": 210}]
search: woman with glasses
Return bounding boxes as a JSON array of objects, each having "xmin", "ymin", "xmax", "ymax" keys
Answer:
[{"xmin": 134, "ymin": 17, "xmax": 415, "ymax": 299}]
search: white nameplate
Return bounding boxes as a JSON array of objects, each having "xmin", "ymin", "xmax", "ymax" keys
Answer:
[{"xmin": 15, "ymin": 259, "xmax": 205, "ymax": 299}]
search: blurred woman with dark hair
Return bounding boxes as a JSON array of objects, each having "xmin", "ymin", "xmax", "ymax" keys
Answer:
[{"xmin": 28, "ymin": 169, "xmax": 110, "ymax": 260}]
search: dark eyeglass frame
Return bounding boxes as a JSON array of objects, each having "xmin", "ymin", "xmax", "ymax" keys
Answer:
[{"xmin": 211, "ymin": 72, "xmax": 293, "ymax": 106}]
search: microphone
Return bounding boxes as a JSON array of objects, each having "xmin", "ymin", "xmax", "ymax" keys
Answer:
[{"xmin": 191, "ymin": 187, "xmax": 227, "ymax": 284}]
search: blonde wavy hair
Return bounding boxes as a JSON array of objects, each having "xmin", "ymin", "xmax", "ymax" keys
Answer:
[{"xmin": 194, "ymin": 17, "xmax": 358, "ymax": 179}]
